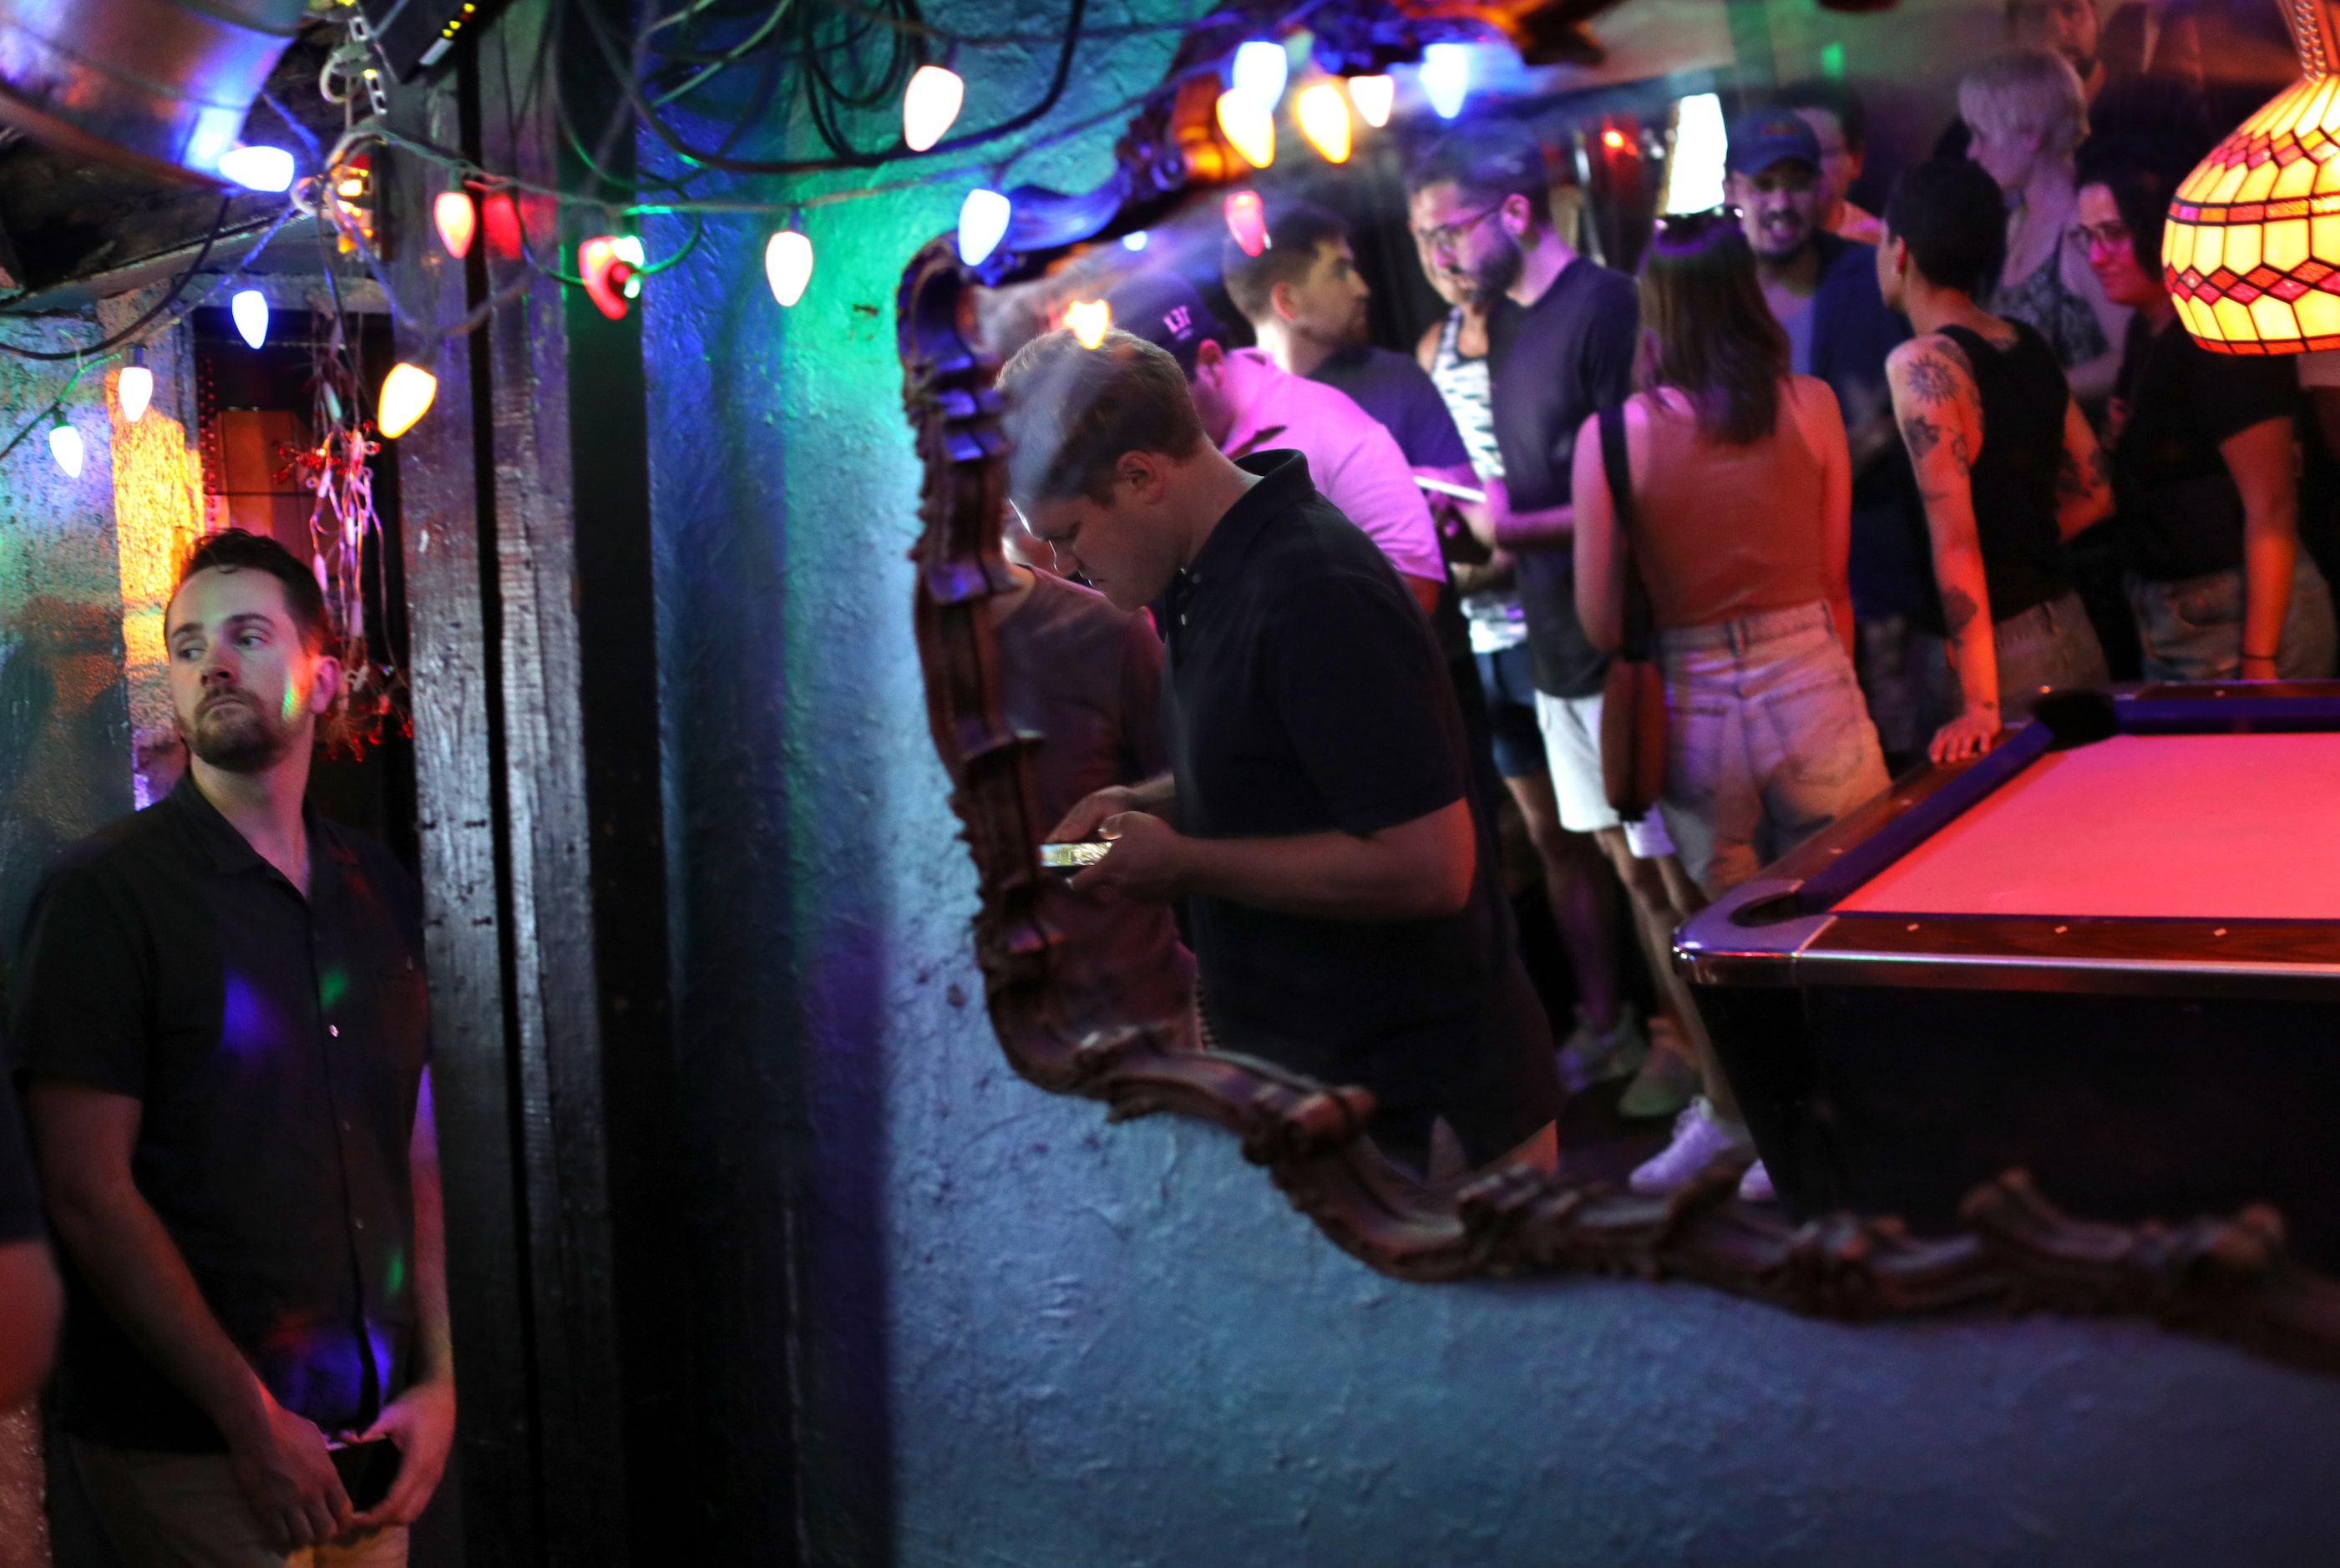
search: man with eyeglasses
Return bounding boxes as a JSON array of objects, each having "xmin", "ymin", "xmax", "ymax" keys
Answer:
[
  {"xmin": 1729, "ymin": 107, "xmax": 1937, "ymax": 767},
  {"xmin": 1402, "ymin": 122, "xmax": 1668, "ymax": 1098}
]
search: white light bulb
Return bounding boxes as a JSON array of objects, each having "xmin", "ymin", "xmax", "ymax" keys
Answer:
[
  {"xmin": 611, "ymin": 235, "xmax": 646, "ymax": 268},
  {"xmin": 231, "ymin": 289, "xmax": 269, "ymax": 349},
  {"xmin": 49, "ymin": 420, "xmax": 84, "ymax": 478},
  {"xmin": 1347, "ymin": 74, "xmax": 1395, "ymax": 129},
  {"xmin": 1216, "ymin": 91, "xmax": 1277, "ymax": 169},
  {"xmin": 378, "ymin": 363, "xmax": 438, "ymax": 439},
  {"xmin": 958, "ymin": 188, "xmax": 1012, "ymax": 266},
  {"xmin": 1231, "ymin": 40, "xmax": 1288, "ymax": 110},
  {"xmin": 118, "ymin": 365, "xmax": 154, "ymax": 423},
  {"xmin": 1065, "ymin": 299, "xmax": 1112, "ymax": 349},
  {"xmin": 216, "ymin": 144, "xmax": 295, "ymax": 193},
  {"xmin": 1297, "ymin": 83, "xmax": 1353, "ymax": 164},
  {"xmin": 434, "ymin": 190, "xmax": 477, "ymax": 258},
  {"xmin": 903, "ymin": 65, "xmax": 965, "ymax": 153},
  {"xmin": 766, "ymin": 230, "xmax": 814, "ymax": 306},
  {"xmin": 1122, "ymin": 230, "xmax": 1150, "ymax": 252},
  {"xmin": 1421, "ymin": 44, "xmax": 1471, "ymax": 121}
]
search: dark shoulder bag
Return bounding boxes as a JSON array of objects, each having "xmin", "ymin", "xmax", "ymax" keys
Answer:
[{"xmin": 1597, "ymin": 402, "xmax": 1669, "ymax": 818}]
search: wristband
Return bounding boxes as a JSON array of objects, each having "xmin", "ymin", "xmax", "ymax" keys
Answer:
[{"xmin": 2242, "ymin": 648, "xmax": 2280, "ymax": 663}]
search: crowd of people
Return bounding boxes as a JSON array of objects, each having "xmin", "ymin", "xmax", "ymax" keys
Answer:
[{"xmin": 996, "ymin": 4, "xmax": 2340, "ymax": 1199}]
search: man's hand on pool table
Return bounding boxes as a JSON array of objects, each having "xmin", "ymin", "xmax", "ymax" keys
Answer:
[
  {"xmin": 1928, "ymin": 703, "xmax": 2002, "ymax": 765},
  {"xmin": 1070, "ymin": 812, "xmax": 1188, "ymax": 903}
]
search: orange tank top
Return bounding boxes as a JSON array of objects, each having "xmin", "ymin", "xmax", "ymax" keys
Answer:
[{"xmin": 1628, "ymin": 382, "xmax": 1831, "ymax": 631}]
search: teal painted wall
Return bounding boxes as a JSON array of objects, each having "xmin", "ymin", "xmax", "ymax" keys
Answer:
[{"xmin": 635, "ymin": 3, "xmax": 2340, "ymax": 1561}]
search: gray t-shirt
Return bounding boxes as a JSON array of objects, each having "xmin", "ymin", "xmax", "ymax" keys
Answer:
[{"xmin": 993, "ymin": 570, "xmax": 1194, "ymax": 1044}]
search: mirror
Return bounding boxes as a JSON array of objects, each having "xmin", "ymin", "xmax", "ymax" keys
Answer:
[{"xmin": 897, "ymin": 1, "xmax": 2340, "ymax": 1378}]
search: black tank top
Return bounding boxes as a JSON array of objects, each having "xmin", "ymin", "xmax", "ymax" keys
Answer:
[{"xmin": 1935, "ymin": 321, "xmax": 2072, "ymax": 623}]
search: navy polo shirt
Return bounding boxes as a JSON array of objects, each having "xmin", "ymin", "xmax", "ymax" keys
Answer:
[
  {"xmin": 1162, "ymin": 452, "xmax": 1558, "ymax": 1150},
  {"xmin": 11, "ymin": 771, "xmax": 429, "ymax": 1451}
]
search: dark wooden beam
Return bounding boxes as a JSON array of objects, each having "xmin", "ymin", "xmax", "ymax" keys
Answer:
[
  {"xmin": 385, "ymin": 55, "xmax": 545, "ymax": 1568},
  {"xmin": 386, "ymin": 4, "xmax": 706, "ymax": 1560}
]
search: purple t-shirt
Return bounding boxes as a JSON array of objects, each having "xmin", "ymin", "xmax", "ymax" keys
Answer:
[{"xmin": 992, "ymin": 570, "xmax": 1194, "ymax": 1044}]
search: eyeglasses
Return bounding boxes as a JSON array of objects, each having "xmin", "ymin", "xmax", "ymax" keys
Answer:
[
  {"xmin": 2067, "ymin": 219, "xmax": 2134, "ymax": 254},
  {"xmin": 1410, "ymin": 204, "xmax": 1504, "ymax": 255}
]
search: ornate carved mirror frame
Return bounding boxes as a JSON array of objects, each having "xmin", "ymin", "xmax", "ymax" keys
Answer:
[{"xmin": 894, "ymin": 8, "xmax": 2340, "ymax": 1378}]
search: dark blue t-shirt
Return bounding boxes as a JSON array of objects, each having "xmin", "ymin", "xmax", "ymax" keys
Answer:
[
  {"xmin": 1802, "ymin": 233, "xmax": 1930, "ymax": 625},
  {"xmin": 1308, "ymin": 344, "xmax": 1474, "ymax": 471}
]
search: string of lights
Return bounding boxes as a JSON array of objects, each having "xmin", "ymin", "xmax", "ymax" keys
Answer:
[
  {"xmin": 1, "ymin": 0, "xmax": 1463, "ymax": 462},
  {"xmin": 0, "ymin": 200, "xmax": 303, "ymax": 462}
]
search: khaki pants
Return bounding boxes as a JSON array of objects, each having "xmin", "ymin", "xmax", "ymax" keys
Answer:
[{"xmin": 72, "ymin": 1441, "xmax": 408, "ymax": 1568}]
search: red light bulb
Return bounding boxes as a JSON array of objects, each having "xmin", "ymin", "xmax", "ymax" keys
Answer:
[
  {"xmin": 580, "ymin": 236, "xmax": 632, "ymax": 321},
  {"xmin": 480, "ymin": 191, "xmax": 522, "ymax": 260},
  {"xmin": 1224, "ymin": 190, "xmax": 1268, "ymax": 258}
]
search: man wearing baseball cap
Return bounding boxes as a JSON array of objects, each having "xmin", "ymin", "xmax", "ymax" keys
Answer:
[
  {"xmin": 1102, "ymin": 271, "xmax": 1447, "ymax": 618},
  {"xmin": 1727, "ymin": 105, "xmax": 1937, "ymax": 767}
]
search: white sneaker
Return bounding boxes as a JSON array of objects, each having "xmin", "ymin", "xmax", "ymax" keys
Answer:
[
  {"xmin": 1736, "ymin": 1158, "xmax": 1775, "ymax": 1202},
  {"xmin": 1628, "ymin": 1097, "xmax": 1755, "ymax": 1195},
  {"xmin": 1556, "ymin": 1002, "xmax": 1648, "ymax": 1093}
]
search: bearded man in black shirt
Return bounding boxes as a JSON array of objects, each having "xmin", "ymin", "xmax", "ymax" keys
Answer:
[
  {"xmin": 1000, "ymin": 328, "xmax": 1561, "ymax": 1174},
  {"xmin": 1406, "ymin": 123, "xmax": 1710, "ymax": 1114},
  {"xmin": 15, "ymin": 531, "xmax": 453, "ymax": 1565}
]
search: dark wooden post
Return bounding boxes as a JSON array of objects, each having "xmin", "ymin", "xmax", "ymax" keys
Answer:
[{"xmin": 384, "ymin": 7, "xmax": 702, "ymax": 1560}]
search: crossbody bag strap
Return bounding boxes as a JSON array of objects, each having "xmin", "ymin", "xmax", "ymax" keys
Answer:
[{"xmin": 1598, "ymin": 402, "xmax": 1654, "ymax": 661}]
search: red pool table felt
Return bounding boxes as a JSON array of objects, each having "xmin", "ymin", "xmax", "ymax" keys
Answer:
[{"xmin": 1834, "ymin": 732, "xmax": 2340, "ymax": 922}]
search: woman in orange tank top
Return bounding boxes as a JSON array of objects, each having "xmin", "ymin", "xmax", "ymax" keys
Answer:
[{"xmin": 1573, "ymin": 210, "xmax": 1890, "ymax": 1201}]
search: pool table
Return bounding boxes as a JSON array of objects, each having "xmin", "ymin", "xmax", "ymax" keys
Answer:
[{"xmin": 1676, "ymin": 684, "xmax": 2340, "ymax": 1268}]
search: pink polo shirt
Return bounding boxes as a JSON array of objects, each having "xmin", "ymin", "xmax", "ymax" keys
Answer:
[{"xmin": 1218, "ymin": 349, "xmax": 1446, "ymax": 584}]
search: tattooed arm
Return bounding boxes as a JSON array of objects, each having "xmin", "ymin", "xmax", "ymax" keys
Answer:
[
  {"xmin": 2052, "ymin": 394, "xmax": 2115, "ymax": 540},
  {"xmin": 1888, "ymin": 334, "xmax": 2001, "ymax": 763}
]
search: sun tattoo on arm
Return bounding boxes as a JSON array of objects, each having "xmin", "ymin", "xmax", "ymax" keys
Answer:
[{"xmin": 1904, "ymin": 354, "xmax": 1960, "ymax": 406}]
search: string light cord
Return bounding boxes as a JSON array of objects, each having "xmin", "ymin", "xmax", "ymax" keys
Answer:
[
  {"xmin": 362, "ymin": 38, "xmax": 1220, "ymax": 225},
  {"xmin": 0, "ymin": 359, "xmax": 85, "ymax": 465},
  {"xmin": 570, "ymin": 0, "xmax": 1089, "ymax": 175},
  {"xmin": 0, "ymin": 199, "xmax": 300, "ymax": 463},
  {"xmin": 0, "ymin": 197, "xmax": 236, "ymax": 361}
]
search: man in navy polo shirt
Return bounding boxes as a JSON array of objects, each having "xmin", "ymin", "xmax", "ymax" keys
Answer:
[{"xmin": 999, "ymin": 327, "xmax": 1561, "ymax": 1174}]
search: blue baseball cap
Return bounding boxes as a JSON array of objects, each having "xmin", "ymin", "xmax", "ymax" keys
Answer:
[
  {"xmin": 1726, "ymin": 108, "xmax": 1823, "ymax": 178},
  {"xmin": 1102, "ymin": 271, "xmax": 1224, "ymax": 376}
]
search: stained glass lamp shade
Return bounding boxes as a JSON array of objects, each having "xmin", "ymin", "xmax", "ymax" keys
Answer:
[{"xmin": 2165, "ymin": 0, "xmax": 2340, "ymax": 353}]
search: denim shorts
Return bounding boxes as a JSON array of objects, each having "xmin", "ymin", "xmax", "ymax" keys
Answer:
[
  {"xmin": 1475, "ymin": 645, "xmax": 1547, "ymax": 781},
  {"xmin": 1978, "ymin": 590, "xmax": 2110, "ymax": 724},
  {"xmin": 2127, "ymin": 555, "xmax": 2339, "ymax": 683},
  {"xmin": 1656, "ymin": 601, "xmax": 1892, "ymax": 898}
]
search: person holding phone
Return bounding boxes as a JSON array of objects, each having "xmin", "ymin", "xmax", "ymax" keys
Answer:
[
  {"xmin": 14, "ymin": 530, "xmax": 453, "ymax": 1565},
  {"xmin": 1000, "ymin": 328, "xmax": 1563, "ymax": 1178}
]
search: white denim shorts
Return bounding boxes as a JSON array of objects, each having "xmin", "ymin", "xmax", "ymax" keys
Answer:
[{"xmin": 1531, "ymin": 689, "xmax": 1674, "ymax": 859}]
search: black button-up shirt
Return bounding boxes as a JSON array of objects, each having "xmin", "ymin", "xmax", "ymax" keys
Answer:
[
  {"xmin": 1164, "ymin": 452, "xmax": 1558, "ymax": 1156},
  {"xmin": 10, "ymin": 772, "xmax": 429, "ymax": 1451}
]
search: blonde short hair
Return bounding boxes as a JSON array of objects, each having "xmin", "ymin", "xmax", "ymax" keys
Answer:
[{"xmin": 1959, "ymin": 48, "xmax": 2089, "ymax": 160}]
